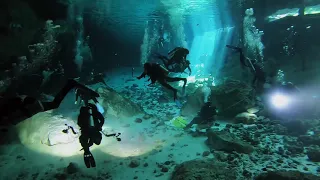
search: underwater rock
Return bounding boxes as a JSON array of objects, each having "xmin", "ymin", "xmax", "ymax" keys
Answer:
[
  {"xmin": 17, "ymin": 112, "xmax": 79, "ymax": 147},
  {"xmin": 306, "ymin": 147, "xmax": 320, "ymax": 162},
  {"xmin": 97, "ymin": 87, "xmax": 145, "ymax": 118},
  {"xmin": 234, "ymin": 112, "xmax": 257, "ymax": 124},
  {"xmin": 298, "ymin": 135, "xmax": 320, "ymax": 146},
  {"xmin": 180, "ymin": 87, "xmax": 206, "ymax": 118},
  {"xmin": 285, "ymin": 145, "xmax": 304, "ymax": 155},
  {"xmin": 247, "ymin": 107, "xmax": 260, "ymax": 114},
  {"xmin": 206, "ymin": 130, "xmax": 254, "ymax": 154},
  {"xmin": 170, "ymin": 159, "xmax": 237, "ymax": 180},
  {"xmin": 213, "ymin": 151, "xmax": 228, "ymax": 162},
  {"xmin": 128, "ymin": 160, "xmax": 140, "ymax": 168},
  {"xmin": 281, "ymin": 120, "xmax": 310, "ymax": 136},
  {"xmin": 202, "ymin": 151, "xmax": 210, "ymax": 157},
  {"xmin": 134, "ymin": 118, "xmax": 142, "ymax": 123},
  {"xmin": 161, "ymin": 167, "xmax": 169, "ymax": 173},
  {"xmin": 66, "ymin": 162, "xmax": 79, "ymax": 174},
  {"xmin": 143, "ymin": 114, "xmax": 152, "ymax": 120},
  {"xmin": 254, "ymin": 170, "xmax": 320, "ymax": 180},
  {"xmin": 210, "ymin": 79, "xmax": 255, "ymax": 118}
]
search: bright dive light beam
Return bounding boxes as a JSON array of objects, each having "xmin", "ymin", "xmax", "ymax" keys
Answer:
[{"xmin": 271, "ymin": 93, "xmax": 291, "ymax": 109}]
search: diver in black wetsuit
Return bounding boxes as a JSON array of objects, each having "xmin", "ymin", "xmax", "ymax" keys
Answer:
[
  {"xmin": 75, "ymin": 87, "xmax": 99, "ymax": 106},
  {"xmin": 78, "ymin": 103, "xmax": 104, "ymax": 168},
  {"xmin": 137, "ymin": 62, "xmax": 187, "ymax": 101},
  {"xmin": 226, "ymin": 45, "xmax": 266, "ymax": 89},
  {"xmin": 77, "ymin": 70, "xmax": 107, "ymax": 87},
  {"xmin": 0, "ymin": 79, "xmax": 99, "ymax": 126},
  {"xmin": 155, "ymin": 47, "xmax": 192, "ymax": 75},
  {"xmin": 185, "ymin": 102, "xmax": 217, "ymax": 129}
]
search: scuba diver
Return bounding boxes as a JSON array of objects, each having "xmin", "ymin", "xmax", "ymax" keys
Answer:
[
  {"xmin": 77, "ymin": 103, "xmax": 104, "ymax": 168},
  {"xmin": 277, "ymin": 81, "xmax": 300, "ymax": 94},
  {"xmin": 155, "ymin": 47, "xmax": 192, "ymax": 75},
  {"xmin": 76, "ymin": 69, "xmax": 107, "ymax": 87},
  {"xmin": 163, "ymin": 58, "xmax": 192, "ymax": 75},
  {"xmin": 0, "ymin": 79, "xmax": 99, "ymax": 126},
  {"xmin": 75, "ymin": 86, "xmax": 99, "ymax": 105},
  {"xmin": 137, "ymin": 62, "xmax": 187, "ymax": 101},
  {"xmin": 184, "ymin": 102, "xmax": 217, "ymax": 129},
  {"xmin": 226, "ymin": 45, "xmax": 266, "ymax": 89}
]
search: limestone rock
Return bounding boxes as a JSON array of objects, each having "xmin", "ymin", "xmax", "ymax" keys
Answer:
[
  {"xmin": 97, "ymin": 87, "xmax": 145, "ymax": 118},
  {"xmin": 206, "ymin": 130, "xmax": 254, "ymax": 154},
  {"xmin": 255, "ymin": 170, "xmax": 320, "ymax": 180},
  {"xmin": 298, "ymin": 135, "xmax": 320, "ymax": 146},
  {"xmin": 247, "ymin": 107, "xmax": 260, "ymax": 114},
  {"xmin": 210, "ymin": 79, "xmax": 255, "ymax": 117},
  {"xmin": 66, "ymin": 162, "xmax": 79, "ymax": 174},
  {"xmin": 181, "ymin": 87, "xmax": 207, "ymax": 118},
  {"xmin": 170, "ymin": 159, "xmax": 237, "ymax": 180},
  {"xmin": 234, "ymin": 112, "xmax": 257, "ymax": 124},
  {"xmin": 281, "ymin": 120, "xmax": 310, "ymax": 136},
  {"xmin": 307, "ymin": 147, "xmax": 320, "ymax": 162},
  {"xmin": 128, "ymin": 160, "xmax": 140, "ymax": 168}
]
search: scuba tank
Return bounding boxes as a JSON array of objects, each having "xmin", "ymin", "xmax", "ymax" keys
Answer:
[{"xmin": 159, "ymin": 64, "xmax": 169, "ymax": 76}]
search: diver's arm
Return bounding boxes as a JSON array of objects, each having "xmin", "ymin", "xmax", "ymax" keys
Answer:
[
  {"xmin": 226, "ymin": 45, "xmax": 249, "ymax": 68},
  {"xmin": 147, "ymin": 77, "xmax": 157, "ymax": 86},
  {"xmin": 137, "ymin": 72, "xmax": 146, "ymax": 79},
  {"xmin": 187, "ymin": 65, "xmax": 192, "ymax": 75},
  {"xmin": 98, "ymin": 114, "xmax": 104, "ymax": 130},
  {"xmin": 1, "ymin": 79, "xmax": 95, "ymax": 126}
]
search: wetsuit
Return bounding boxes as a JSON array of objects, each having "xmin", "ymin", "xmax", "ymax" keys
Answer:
[
  {"xmin": 78, "ymin": 103, "xmax": 104, "ymax": 168},
  {"xmin": 137, "ymin": 63, "xmax": 187, "ymax": 100},
  {"xmin": 185, "ymin": 102, "xmax": 217, "ymax": 129},
  {"xmin": 0, "ymin": 79, "xmax": 99, "ymax": 126}
]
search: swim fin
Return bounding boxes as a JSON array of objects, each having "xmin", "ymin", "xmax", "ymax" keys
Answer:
[{"xmin": 84, "ymin": 151, "xmax": 96, "ymax": 168}]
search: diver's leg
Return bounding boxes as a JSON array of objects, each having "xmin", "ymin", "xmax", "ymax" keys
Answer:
[
  {"xmin": 41, "ymin": 79, "xmax": 79, "ymax": 110},
  {"xmin": 79, "ymin": 133, "xmax": 90, "ymax": 153},
  {"xmin": 92, "ymin": 131, "xmax": 102, "ymax": 145},
  {"xmin": 185, "ymin": 116, "xmax": 201, "ymax": 129},
  {"xmin": 41, "ymin": 79, "xmax": 99, "ymax": 111},
  {"xmin": 80, "ymin": 132, "xmax": 96, "ymax": 168},
  {"xmin": 158, "ymin": 80, "xmax": 178, "ymax": 100},
  {"xmin": 166, "ymin": 77, "xmax": 187, "ymax": 87}
]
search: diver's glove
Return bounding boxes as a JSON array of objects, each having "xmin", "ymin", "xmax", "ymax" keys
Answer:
[{"xmin": 83, "ymin": 151, "xmax": 96, "ymax": 168}]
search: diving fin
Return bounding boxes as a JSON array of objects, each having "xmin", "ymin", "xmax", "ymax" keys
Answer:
[{"xmin": 84, "ymin": 151, "xmax": 96, "ymax": 168}]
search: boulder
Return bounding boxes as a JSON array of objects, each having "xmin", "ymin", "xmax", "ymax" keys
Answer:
[
  {"xmin": 298, "ymin": 135, "xmax": 320, "ymax": 146},
  {"xmin": 97, "ymin": 87, "xmax": 145, "ymax": 118},
  {"xmin": 206, "ymin": 130, "xmax": 254, "ymax": 154},
  {"xmin": 307, "ymin": 147, "xmax": 320, "ymax": 162},
  {"xmin": 180, "ymin": 87, "xmax": 207, "ymax": 118},
  {"xmin": 210, "ymin": 79, "xmax": 255, "ymax": 117},
  {"xmin": 255, "ymin": 170, "xmax": 320, "ymax": 180},
  {"xmin": 247, "ymin": 107, "xmax": 260, "ymax": 114},
  {"xmin": 170, "ymin": 159, "xmax": 237, "ymax": 180},
  {"xmin": 17, "ymin": 112, "xmax": 79, "ymax": 147},
  {"xmin": 281, "ymin": 120, "xmax": 310, "ymax": 136},
  {"xmin": 234, "ymin": 112, "xmax": 257, "ymax": 124}
]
